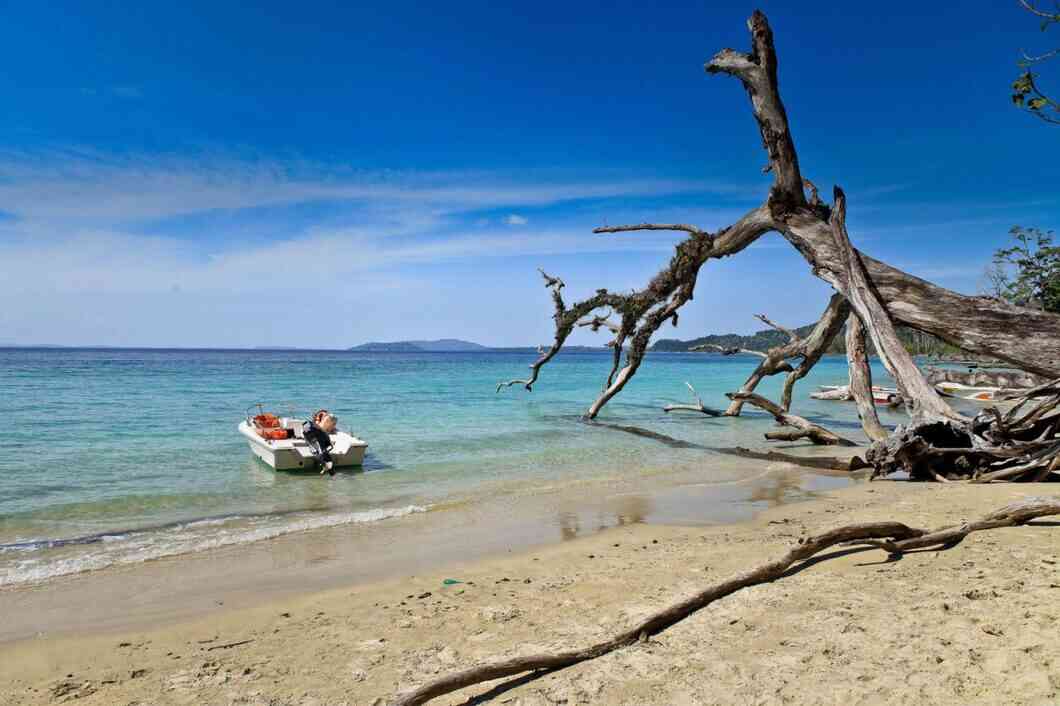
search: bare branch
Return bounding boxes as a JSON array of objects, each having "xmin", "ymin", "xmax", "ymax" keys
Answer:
[
  {"xmin": 722, "ymin": 295, "xmax": 848, "ymax": 416},
  {"xmin": 593, "ymin": 223, "xmax": 711, "ymax": 239},
  {"xmin": 706, "ymin": 10, "xmax": 805, "ymax": 212},
  {"xmin": 663, "ymin": 381, "xmax": 723, "ymax": 416},
  {"xmin": 778, "ymin": 294, "xmax": 849, "ymax": 410},
  {"xmin": 576, "ymin": 312, "xmax": 621, "ymax": 334},
  {"xmin": 1019, "ymin": 0, "xmax": 1060, "ymax": 21},
  {"xmin": 754, "ymin": 313, "xmax": 799, "ymax": 343},
  {"xmin": 728, "ymin": 391, "xmax": 857, "ymax": 446},
  {"xmin": 498, "ymin": 206, "xmax": 774, "ymax": 418},
  {"xmin": 497, "ymin": 271, "xmax": 624, "ymax": 393},
  {"xmin": 689, "ymin": 343, "xmax": 780, "ymax": 362},
  {"xmin": 803, "ymin": 178, "xmax": 821, "ymax": 208}
]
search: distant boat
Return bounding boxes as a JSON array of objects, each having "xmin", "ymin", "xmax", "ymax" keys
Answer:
[
  {"xmin": 933, "ymin": 382, "xmax": 1002, "ymax": 402},
  {"xmin": 238, "ymin": 407, "xmax": 367, "ymax": 471},
  {"xmin": 815, "ymin": 384, "xmax": 901, "ymax": 405}
]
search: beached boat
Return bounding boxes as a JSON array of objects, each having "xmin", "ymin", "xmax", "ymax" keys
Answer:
[
  {"xmin": 814, "ymin": 384, "xmax": 901, "ymax": 405},
  {"xmin": 238, "ymin": 408, "xmax": 367, "ymax": 471},
  {"xmin": 933, "ymin": 382, "xmax": 1002, "ymax": 402}
]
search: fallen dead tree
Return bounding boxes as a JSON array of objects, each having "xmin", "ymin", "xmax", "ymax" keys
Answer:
[
  {"xmin": 494, "ymin": 9, "xmax": 1060, "ymax": 482},
  {"xmin": 389, "ymin": 496, "xmax": 1060, "ymax": 705}
]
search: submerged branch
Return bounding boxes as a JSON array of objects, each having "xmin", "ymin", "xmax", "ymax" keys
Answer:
[{"xmin": 663, "ymin": 382, "xmax": 723, "ymax": 416}]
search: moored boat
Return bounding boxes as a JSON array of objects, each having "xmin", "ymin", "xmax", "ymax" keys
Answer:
[
  {"xmin": 238, "ymin": 407, "xmax": 367, "ymax": 471},
  {"xmin": 815, "ymin": 384, "xmax": 901, "ymax": 405},
  {"xmin": 933, "ymin": 382, "xmax": 1002, "ymax": 401}
]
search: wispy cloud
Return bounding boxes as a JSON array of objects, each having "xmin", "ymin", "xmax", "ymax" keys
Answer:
[
  {"xmin": 0, "ymin": 148, "xmax": 770, "ymax": 345},
  {"xmin": 0, "ymin": 148, "xmax": 760, "ymax": 228}
]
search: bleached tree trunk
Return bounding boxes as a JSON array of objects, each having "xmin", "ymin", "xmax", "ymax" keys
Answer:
[{"xmin": 844, "ymin": 313, "xmax": 889, "ymax": 442}]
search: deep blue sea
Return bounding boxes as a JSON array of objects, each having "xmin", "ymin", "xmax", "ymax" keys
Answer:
[{"xmin": 0, "ymin": 348, "xmax": 902, "ymax": 586}]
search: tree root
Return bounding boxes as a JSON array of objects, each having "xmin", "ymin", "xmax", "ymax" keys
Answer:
[
  {"xmin": 389, "ymin": 497, "xmax": 1060, "ymax": 705},
  {"xmin": 866, "ymin": 380, "xmax": 1060, "ymax": 481}
]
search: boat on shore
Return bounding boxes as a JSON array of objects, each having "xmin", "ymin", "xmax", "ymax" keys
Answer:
[
  {"xmin": 238, "ymin": 407, "xmax": 367, "ymax": 471},
  {"xmin": 933, "ymin": 382, "xmax": 1003, "ymax": 402},
  {"xmin": 814, "ymin": 384, "xmax": 901, "ymax": 405}
]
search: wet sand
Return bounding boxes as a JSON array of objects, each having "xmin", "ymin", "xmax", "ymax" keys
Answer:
[
  {"xmin": 1, "ymin": 479, "xmax": 1057, "ymax": 705},
  {"xmin": 0, "ymin": 454, "xmax": 854, "ymax": 643}
]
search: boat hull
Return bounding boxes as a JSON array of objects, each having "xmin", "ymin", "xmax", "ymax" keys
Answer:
[
  {"xmin": 934, "ymin": 382, "xmax": 1001, "ymax": 401},
  {"xmin": 238, "ymin": 421, "xmax": 367, "ymax": 471}
]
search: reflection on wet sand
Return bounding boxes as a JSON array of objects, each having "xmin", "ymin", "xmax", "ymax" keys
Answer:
[
  {"xmin": 557, "ymin": 494, "xmax": 653, "ymax": 541},
  {"xmin": 746, "ymin": 472, "xmax": 823, "ymax": 509}
]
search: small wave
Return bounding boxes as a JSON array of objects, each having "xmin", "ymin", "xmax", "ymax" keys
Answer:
[{"xmin": 0, "ymin": 504, "xmax": 427, "ymax": 587}]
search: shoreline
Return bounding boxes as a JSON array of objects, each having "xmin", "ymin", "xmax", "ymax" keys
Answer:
[
  {"xmin": 2, "ymin": 479, "xmax": 1057, "ymax": 704},
  {"xmin": 0, "ymin": 449, "xmax": 858, "ymax": 642}
]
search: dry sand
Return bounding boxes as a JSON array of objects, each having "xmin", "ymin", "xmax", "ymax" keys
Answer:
[{"xmin": 1, "ymin": 481, "xmax": 1058, "ymax": 706}]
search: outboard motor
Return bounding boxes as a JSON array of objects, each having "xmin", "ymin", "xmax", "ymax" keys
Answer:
[{"xmin": 302, "ymin": 420, "xmax": 335, "ymax": 475}]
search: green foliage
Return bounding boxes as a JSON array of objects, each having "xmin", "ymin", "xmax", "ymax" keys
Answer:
[
  {"xmin": 1012, "ymin": 3, "xmax": 1060, "ymax": 123},
  {"xmin": 990, "ymin": 226, "xmax": 1060, "ymax": 313}
]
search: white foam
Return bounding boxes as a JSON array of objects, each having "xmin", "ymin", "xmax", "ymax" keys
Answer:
[{"xmin": 0, "ymin": 504, "xmax": 428, "ymax": 587}]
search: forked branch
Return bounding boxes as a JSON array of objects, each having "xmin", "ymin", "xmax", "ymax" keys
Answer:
[
  {"xmin": 723, "ymin": 294, "xmax": 849, "ymax": 416},
  {"xmin": 663, "ymin": 382, "xmax": 723, "ymax": 416}
]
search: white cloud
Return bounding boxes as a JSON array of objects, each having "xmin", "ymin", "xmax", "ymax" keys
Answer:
[
  {"xmin": 0, "ymin": 148, "xmax": 761, "ymax": 228},
  {"xmin": 0, "ymin": 148, "xmax": 774, "ymax": 346}
]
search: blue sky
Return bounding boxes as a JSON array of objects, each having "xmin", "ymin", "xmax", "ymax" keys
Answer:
[{"xmin": 1, "ymin": 1, "xmax": 1057, "ymax": 347}]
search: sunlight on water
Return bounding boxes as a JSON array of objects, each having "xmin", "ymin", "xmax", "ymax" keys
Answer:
[{"xmin": 0, "ymin": 348, "xmax": 902, "ymax": 585}]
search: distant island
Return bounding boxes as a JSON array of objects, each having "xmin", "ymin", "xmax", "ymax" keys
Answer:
[{"xmin": 348, "ymin": 338, "xmax": 489, "ymax": 352}]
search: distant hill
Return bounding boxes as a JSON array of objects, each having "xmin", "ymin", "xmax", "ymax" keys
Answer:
[
  {"xmin": 348, "ymin": 339, "xmax": 617, "ymax": 353},
  {"xmin": 653, "ymin": 323, "xmax": 960, "ymax": 356},
  {"xmin": 349, "ymin": 338, "xmax": 489, "ymax": 352}
]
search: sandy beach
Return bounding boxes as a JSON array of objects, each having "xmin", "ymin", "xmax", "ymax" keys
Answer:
[{"xmin": 2, "ymin": 479, "xmax": 1057, "ymax": 706}]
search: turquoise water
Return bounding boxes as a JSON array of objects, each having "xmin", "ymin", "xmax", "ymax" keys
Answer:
[{"xmin": 0, "ymin": 348, "xmax": 899, "ymax": 586}]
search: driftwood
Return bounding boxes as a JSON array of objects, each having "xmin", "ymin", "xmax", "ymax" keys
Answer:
[
  {"xmin": 721, "ymin": 446, "xmax": 869, "ymax": 472},
  {"xmin": 726, "ymin": 392, "xmax": 856, "ymax": 446},
  {"xmin": 662, "ymin": 382, "xmax": 723, "ymax": 416},
  {"xmin": 828, "ymin": 187, "xmax": 958, "ymax": 424},
  {"xmin": 389, "ymin": 497, "xmax": 1060, "ymax": 705},
  {"xmin": 845, "ymin": 313, "xmax": 889, "ymax": 441},
  {"xmin": 865, "ymin": 379, "xmax": 1060, "ymax": 482}
]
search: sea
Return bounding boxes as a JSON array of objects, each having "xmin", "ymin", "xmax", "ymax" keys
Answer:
[{"xmin": 0, "ymin": 347, "xmax": 905, "ymax": 588}]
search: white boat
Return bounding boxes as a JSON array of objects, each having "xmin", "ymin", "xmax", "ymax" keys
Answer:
[
  {"xmin": 815, "ymin": 384, "xmax": 901, "ymax": 405},
  {"xmin": 238, "ymin": 408, "xmax": 367, "ymax": 471},
  {"xmin": 934, "ymin": 382, "xmax": 1001, "ymax": 402}
]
